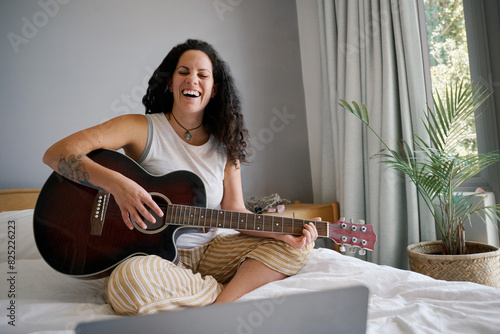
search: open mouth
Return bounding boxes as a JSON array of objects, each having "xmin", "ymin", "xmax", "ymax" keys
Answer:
[{"xmin": 182, "ymin": 89, "xmax": 201, "ymax": 98}]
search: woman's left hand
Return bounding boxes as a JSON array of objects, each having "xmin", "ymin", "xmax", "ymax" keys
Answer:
[{"xmin": 275, "ymin": 219, "xmax": 319, "ymax": 249}]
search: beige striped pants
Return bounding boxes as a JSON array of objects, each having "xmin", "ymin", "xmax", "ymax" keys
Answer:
[{"xmin": 105, "ymin": 233, "xmax": 313, "ymax": 315}]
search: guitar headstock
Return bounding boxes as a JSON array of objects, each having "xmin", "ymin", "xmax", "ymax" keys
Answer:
[{"xmin": 328, "ymin": 218, "xmax": 376, "ymax": 255}]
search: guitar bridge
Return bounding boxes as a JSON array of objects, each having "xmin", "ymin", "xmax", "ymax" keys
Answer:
[{"xmin": 90, "ymin": 190, "xmax": 109, "ymax": 236}]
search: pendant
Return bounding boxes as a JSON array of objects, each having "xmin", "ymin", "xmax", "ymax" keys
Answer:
[{"xmin": 184, "ymin": 132, "xmax": 192, "ymax": 141}]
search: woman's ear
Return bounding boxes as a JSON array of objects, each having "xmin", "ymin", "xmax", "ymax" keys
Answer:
[
  {"xmin": 211, "ymin": 83, "xmax": 219, "ymax": 98},
  {"xmin": 166, "ymin": 77, "xmax": 173, "ymax": 92}
]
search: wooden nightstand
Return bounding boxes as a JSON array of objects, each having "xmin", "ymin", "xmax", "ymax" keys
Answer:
[{"xmin": 264, "ymin": 201, "xmax": 341, "ymax": 251}]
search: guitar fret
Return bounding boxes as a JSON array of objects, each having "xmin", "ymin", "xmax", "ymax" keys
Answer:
[
  {"xmin": 174, "ymin": 205, "xmax": 179, "ymax": 225},
  {"xmin": 165, "ymin": 205, "xmax": 172, "ymax": 225},
  {"xmin": 182, "ymin": 206, "xmax": 186, "ymax": 225},
  {"xmin": 255, "ymin": 214, "xmax": 262, "ymax": 231},
  {"xmin": 193, "ymin": 207, "xmax": 197, "ymax": 226},
  {"xmin": 171, "ymin": 205, "xmax": 176, "ymax": 225},
  {"xmin": 192, "ymin": 207, "xmax": 196, "ymax": 226},
  {"xmin": 199, "ymin": 208, "xmax": 204, "ymax": 227},
  {"xmin": 262, "ymin": 215, "xmax": 270, "ymax": 232},
  {"xmin": 205, "ymin": 208, "xmax": 210, "ymax": 228},
  {"xmin": 176, "ymin": 205, "xmax": 181, "ymax": 225},
  {"xmin": 197, "ymin": 207, "xmax": 201, "ymax": 227}
]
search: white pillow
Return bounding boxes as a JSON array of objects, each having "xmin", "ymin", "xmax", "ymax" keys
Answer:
[{"xmin": 0, "ymin": 209, "xmax": 42, "ymax": 261}]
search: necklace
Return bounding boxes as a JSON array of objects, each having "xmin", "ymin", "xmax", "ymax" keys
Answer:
[{"xmin": 170, "ymin": 112, "xmax": 203, "ymax": 141}]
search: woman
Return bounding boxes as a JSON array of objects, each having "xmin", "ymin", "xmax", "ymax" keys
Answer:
[{"xmin": 43, "ymin": 39, "xmax": 318, "ymax": 315}]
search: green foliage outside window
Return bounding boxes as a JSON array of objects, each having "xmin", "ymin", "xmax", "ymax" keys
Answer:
[{"xmin": 424, "ymin": 0, "xmax": 476, "ymax": 157}]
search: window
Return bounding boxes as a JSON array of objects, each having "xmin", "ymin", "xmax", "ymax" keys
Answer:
[{"xmin": 423, "ymin": 0, "xmax": 476, "ymax": 157}]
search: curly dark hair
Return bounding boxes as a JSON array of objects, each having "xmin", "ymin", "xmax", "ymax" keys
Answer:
[{"xmin": 142, "ymin": 39, "xmax": 249, "ymax": 166}]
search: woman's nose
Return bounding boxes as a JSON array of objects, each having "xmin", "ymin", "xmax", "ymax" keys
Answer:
[{"xmin": 185, "ymin": 73, "xmax": 198, "ymax": 85}]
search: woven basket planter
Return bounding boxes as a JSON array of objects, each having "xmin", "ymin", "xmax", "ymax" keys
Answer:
[{"xmin": 407, "ymin": 241, "xmax": 500, "ymax": 288}]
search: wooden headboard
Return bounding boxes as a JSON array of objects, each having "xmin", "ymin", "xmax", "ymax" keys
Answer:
[{"xmin": 0, "ymin": 189, "xmax": 40, "ymax": 212}]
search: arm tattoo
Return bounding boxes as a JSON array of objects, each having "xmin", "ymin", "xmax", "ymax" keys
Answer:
[{"xmin": 58, "ymin": 154, "xmax": 102, "ymax": 190}]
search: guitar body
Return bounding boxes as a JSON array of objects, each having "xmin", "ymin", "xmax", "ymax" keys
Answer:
[{"xmin": 33, "ymin": 149, "xmax": 206, "ymax": 279}]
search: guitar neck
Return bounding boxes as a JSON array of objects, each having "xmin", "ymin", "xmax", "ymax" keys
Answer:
[{"xmin": 165, "ymin": 204, "xmax": 329, "ymax": 237}]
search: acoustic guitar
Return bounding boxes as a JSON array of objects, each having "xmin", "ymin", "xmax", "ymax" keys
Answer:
[{"xmin": 33, "ymin": 149, "xmax": 376, "ymax": 279}]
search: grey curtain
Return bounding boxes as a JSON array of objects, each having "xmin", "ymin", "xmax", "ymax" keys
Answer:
[{"xmin": 317, "ymin": 0, "xmax": 434, "ymax": 268}]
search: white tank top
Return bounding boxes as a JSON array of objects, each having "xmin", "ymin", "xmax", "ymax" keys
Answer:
[{"xmin": 138, "ymin": 113, "xmax": 227, "ymax": 209}]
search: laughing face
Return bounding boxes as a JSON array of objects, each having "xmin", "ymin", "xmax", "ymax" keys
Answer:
[{"xmin": 169, "ymin": 50, "xmax": 218, "ymax": 117}]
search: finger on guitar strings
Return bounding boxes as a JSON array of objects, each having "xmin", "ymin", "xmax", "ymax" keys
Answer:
[
  {"xmin": 143, "ymin": 196, "xmax": 164, "ymax": 221},
  {"xmin": 121, "ymin": 211, "xmax": 135, "ymax": 230}
]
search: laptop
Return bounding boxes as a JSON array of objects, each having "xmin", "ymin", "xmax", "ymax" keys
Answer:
[{"xmin": 75, "ymin": 285, "xmax": 369, "ymax": 334}]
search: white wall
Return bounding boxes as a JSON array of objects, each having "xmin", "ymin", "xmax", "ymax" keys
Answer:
[
  {"xmin": 296, "ymin": 0, "xmax": 322, "ymax": 203},
  {"xmin": 0, "ymin": 0, "xmax": 313, "ymax": 203}
]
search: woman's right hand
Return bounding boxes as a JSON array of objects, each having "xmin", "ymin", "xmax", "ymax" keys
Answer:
[{"xmin": 109, "ymin": 176, "xmax": 164, "ymax": 230}]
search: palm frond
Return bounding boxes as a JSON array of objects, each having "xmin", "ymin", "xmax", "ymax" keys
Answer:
[{"xmin": 425, "ymin": 81, "xmax": 492, "ymax": 155}]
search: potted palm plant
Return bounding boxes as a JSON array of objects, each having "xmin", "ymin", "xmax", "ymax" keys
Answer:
[{"xmin": 339, "ymin": 81, "xmax": 500, "ymax": 287}]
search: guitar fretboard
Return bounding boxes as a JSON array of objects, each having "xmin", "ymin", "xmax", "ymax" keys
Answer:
[{"xmin": 165, "ymin": 204, "xmax": 329, "ymax": 237}]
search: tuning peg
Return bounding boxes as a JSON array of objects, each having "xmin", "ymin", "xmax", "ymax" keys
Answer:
[
  {"xmin": 348, "ymin": 247, "xmax": 356, "ymax": 254},
  {"xmin": 359, "ymin": 249, "xmax": 366, "ymax": 256},
  {"xmin": 340, "ymin": 245, "xmax": 346, "ymax": 253},
  {"xmin": 340, "ymin": 217, "xmax": 346, "ymax": 222},
  {"xmin": 357, "ymin": 219, "xmax": 368, "ymax": 232}
]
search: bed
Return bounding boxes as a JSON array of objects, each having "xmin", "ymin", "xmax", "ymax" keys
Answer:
[{"xmin": 1, "ymin": 189, "xmax": 500, "ymax": 333}]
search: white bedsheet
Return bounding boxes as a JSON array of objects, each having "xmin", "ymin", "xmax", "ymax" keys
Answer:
[{"xmin": 2, "ymin": 210, "xmax": 500, "ymax": 333}]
